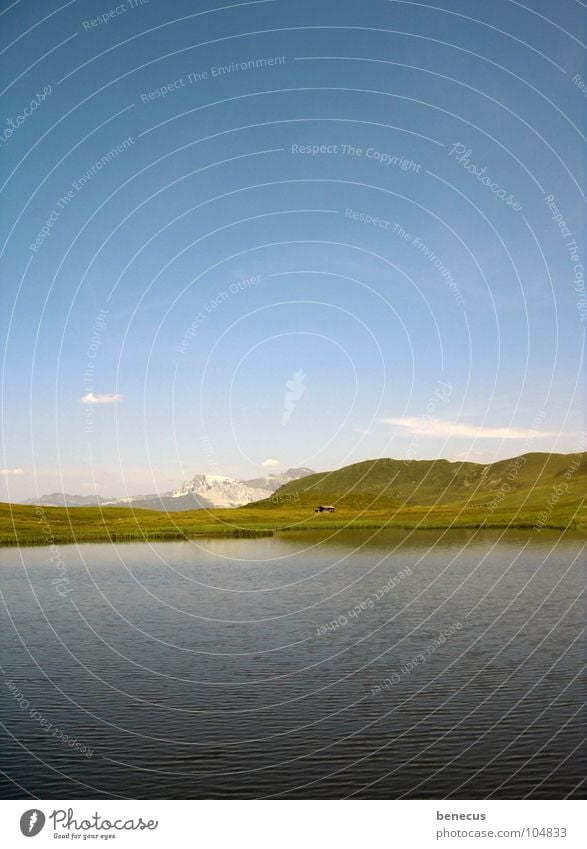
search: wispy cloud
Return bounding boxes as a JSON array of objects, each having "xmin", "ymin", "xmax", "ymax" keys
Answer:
[
  {"xmin": 262, "ymin": 458, "xmax": 280, "ymax": 467},
  {"xmin": 80, "ymin": 392, "xmax": 122, "ymax": 405},
  {"xmin": 0, "ymin": 467, "xmax": 24, "ymax": 476},
  {"xmin": 383, "ymin": 417, "xmax": 556, "ymax": 440}
]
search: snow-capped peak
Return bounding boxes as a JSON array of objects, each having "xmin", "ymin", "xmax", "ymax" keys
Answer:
[{"xmin": 172, "ymin": 474, "xmax": 272, "ymax": 508}]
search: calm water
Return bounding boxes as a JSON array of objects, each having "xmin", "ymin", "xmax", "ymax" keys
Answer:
[{"xmin": 0, "ymin": 529, "xmax": 585, "ymax": 799}]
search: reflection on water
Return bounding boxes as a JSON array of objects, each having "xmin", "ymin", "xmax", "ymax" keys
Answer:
[{"xmin": 0, "ymin": 529, "xmax": 585, "ymax": 798}]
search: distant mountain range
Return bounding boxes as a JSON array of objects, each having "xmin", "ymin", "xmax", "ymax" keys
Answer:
[
  {"xmin": 23, "ymin": 492, "xmax": 114, "ymax": 508},
  {"xmin": 23, "ymin": 454, "xmax": 586, "ymax": 523},
  {"xmin": 24, "ymin": 468, "xmax": 314, "ymax": 512}
]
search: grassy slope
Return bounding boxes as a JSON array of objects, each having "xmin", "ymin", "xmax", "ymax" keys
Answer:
[
  {"xmin": 2, "ymin": 452, "xmax": 585, "ymax": 547},
  {"xmin": 269, "ymin": 453, "xmax": 587, "ymax": 506}
]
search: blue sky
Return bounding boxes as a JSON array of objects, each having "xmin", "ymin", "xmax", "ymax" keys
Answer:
[{"xmin": 0, "ymin": 0, "xmax": 585, "ymax": 499}]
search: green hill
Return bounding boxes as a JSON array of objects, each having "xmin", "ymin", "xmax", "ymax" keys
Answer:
[{"xmin": 255, "ymin": 452, "xmax": 587, "ymax": 516}]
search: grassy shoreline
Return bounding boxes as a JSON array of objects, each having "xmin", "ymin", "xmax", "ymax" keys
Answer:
[{"xmin": 1, "ymin": 507, "xmax": 584, "ymax": 549}]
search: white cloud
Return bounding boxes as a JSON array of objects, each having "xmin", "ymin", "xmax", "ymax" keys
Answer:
[
  {"xmin": 262, "ymin": 458, "xmax": 280, "ymax": 467},
  {"xmin": 0, "ymin": 467, "xmax": 24, "ymax": 476},
  {"xmin": 383, "ymin": 417, "xmax": 556, "ymax": 440},
  {"xmin": 80, "ymin": 392, "xmax": 122, "ymax": 405}
]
